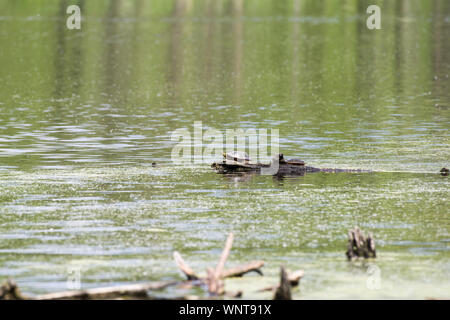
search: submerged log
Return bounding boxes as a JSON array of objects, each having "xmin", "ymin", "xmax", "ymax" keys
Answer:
[
  {"xmin": 213, "ymin": 162, "xmax": 447, "ymax": 177},
  {"xmin": 346, "ymin": 226, "xmax": 376, "ymax": 260},
  {"xmin": 211, "ymin": 161, "xmax": 321, "ymax": 176},
  {"xmin": 213, "ymin": 156, "xmax": 445, "ymax": 176},
  {"xmin": 211, "ymin": 153, "xmax": 369, "ymax": 176},
  {"xmin": 35, "ymin": 281, "xmax": 178, "ymax": 300}
]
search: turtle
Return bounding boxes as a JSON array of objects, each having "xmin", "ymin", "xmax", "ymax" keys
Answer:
[
  {"xmin": 277, "ymin": 153, "xmax": 287, "ymax": 164},
  {"xmin": 286, "ymin": 158, "xmax": 305, "ymax": 166},
  {"xmin": 223, "ymin": 151, "xmax": 251, "ymax": 163}
]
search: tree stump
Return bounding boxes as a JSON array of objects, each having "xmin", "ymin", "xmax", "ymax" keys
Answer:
[
  {"xmin": 346, "ymin": 226, "xmax": 376, "ymax": 260},
  {"xmin": 273, "ymin": 266, "xmax": 291, "ymax": 300},
  {"xmin": 0, "ymin": 279, "xmax": 27, "ymax": 300}
]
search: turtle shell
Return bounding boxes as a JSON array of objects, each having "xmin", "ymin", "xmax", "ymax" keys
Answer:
[
  {"xmin": 286, "ymin": 158, "xmax": 305, "ymax": 166},
  {"xmin": 223, "ymin": 151, "xmax": 251, "ymax": 162}
]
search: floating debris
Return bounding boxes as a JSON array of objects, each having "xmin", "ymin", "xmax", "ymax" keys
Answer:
[{"xmin": 2, "ymin": 233, "xmax": 305, "ymax": 300}]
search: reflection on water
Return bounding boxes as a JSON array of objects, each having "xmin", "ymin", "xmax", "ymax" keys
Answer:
[{"xmin": 0, "ymin": 0, "xmax": 449, "ymax": 298}]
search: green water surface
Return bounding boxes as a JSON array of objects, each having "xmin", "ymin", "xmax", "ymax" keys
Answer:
[{"xmin": 0, "ymin": 0, "xmax": 449, "ymax": 299}]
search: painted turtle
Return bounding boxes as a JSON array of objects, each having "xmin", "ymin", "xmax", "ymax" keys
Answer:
[
  {"xmin": 286, "ymin": 158, "xmax": 305, "ymax": 166},
  {"xmin": 223, "ymin": 151, "xmax": 251, "ymax": 163}
]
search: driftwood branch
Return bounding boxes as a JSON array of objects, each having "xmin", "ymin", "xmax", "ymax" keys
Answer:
[
  {"xmin": 287, "ymin": 270, "xmax": 305, "ymax": 286},
  {"xmin": 1, "ymin": 233, "xmax": 276, "ymax": 300},
  {"xmin": 216, "ymin": 232, "xmax": 234, "ymax": 277},
  {"xmin": 346, "ymin": 226, "xmax": 376, "ymax": 260},
  {"xmin": 35, "ymin": 281, "xmax": 178, "ymax": 300},
  {"xmin": 221, "ymin": 261, "xmax": 264, "ymax": 278},
  {"xmin": 172, "ymin": 233, "xmax": 264, "ymax": 298},
  {"xmin": 174, "ymin": 234, "xmax": 264, "ymax": 297},
  {"xmin": 206, "ymin": 267, "xmax": 223, "ymax": 296},
  {"xmin": 207, "ymin": 232, "xmax": 234, "ymax": 295},
  {"xmin": 173, "ymin": 251, "xmax": 199, "ymax": 280}
]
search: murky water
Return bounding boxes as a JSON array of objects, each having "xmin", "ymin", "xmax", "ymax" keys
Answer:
[{"xmin": 0, "ymin": 1, "xmax": 449, "ymax": 299}]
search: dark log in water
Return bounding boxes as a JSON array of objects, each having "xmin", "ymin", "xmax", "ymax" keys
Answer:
[
  {"xmin": 211, "ymin": 160, "xmax": 368, "ymax": 176},
  {"xmin": 212, "ymin": 159, "xmax": 447, "ymax": 176}
]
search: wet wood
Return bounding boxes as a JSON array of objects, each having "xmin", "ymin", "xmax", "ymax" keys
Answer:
[
  {"xmin": 259, "ymin": 269, "xmax": 304, "ymax": 292},
  {"xmin": 174, "ymin": 233, "xmax": 263, "ymax": 297},
  {"xmin": 206, "ymin": 267, "xmax": 224, "ymax": 296},
  {"xmin": 35, "ymin": 281, "xmax": 178, "ymax": 300},
  {"xmin": 173, "ymin": 235, "xmax": 264, "ymax": 297},
  {"xmin": 212, "ymin": 161, "xmax": 321, "ymax": 175},
  {"xmin": 1, "ymin": 233, "xmax": 300, "ymax": 300},
  {"xmin": 273, "ymin": 266, "xmax": 291, "ymax": 300},
  {"xmin": 173, "ymin": 251, "xmax": 199, "ymax": 280},
  {"xmin": 207, "ymin": 232, "xmax": 234, "ymax": 295},
  {"xmin": 216, "ymin": 233, "xmax": 234, "ymax": 276},
  {"xmin": 286, "ymin": 270, "xmax": 304, "ymax": 286},
  {"xmin": 221, "ymin": 261, "xmax": 264, "ymax": 278},
  {"xmin": 212, "ymin": 154, "xmax": 370, "ymax": 176},
  {"xmin": 346, "ymin": 226, "xmax": 376, "ymax": 260}
]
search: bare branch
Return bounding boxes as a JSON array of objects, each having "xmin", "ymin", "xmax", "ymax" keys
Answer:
[
  {"xmin": 215, "ymin": 232, "xmax": 234, "ymax": 277},
  {"xmin": 173, "ymin": 251, "xmax": 199, "ymax": 280},
  {"xmin": 221, "ymin": 261, "xmax": 264, "ymax": 278}
]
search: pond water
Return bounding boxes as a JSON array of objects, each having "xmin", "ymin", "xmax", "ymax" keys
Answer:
[{"xmin": 0, "ymin": 0, "xmax": 449, "ymax": 299}]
